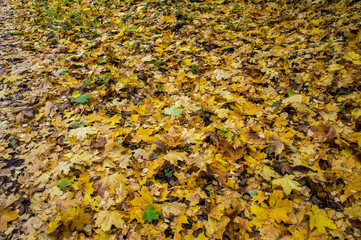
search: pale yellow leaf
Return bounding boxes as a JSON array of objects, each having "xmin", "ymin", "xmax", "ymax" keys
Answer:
[
  {"xmin": 95, "ymin": 211, "xmax": 124, "ymax": 232},
  {"xmin": 272, "ymin": 175, "xmax": 302, "ymax": 195}
]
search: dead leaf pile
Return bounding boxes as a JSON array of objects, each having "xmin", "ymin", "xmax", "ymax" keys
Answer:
[{"xmin": 1, "ymin": 0, "xmax": 361, "ymax": 239}]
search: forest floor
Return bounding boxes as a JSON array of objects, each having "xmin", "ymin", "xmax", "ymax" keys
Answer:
[{"xmin": 0, "ymin": 0, "xmax": 361, "ymax": 239}]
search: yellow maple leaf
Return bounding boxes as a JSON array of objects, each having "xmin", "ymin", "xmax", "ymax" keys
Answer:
[
  {"xmin": 129, "ymin": 187, "xmax": 153, "ymax": 209},
  {"xmin": 185, "ymin": 232, "xmax": 208, "ymax": 240},
  {"xmin": 250, "ymin": 204, "xmax": 268, "ymax": 228},
  {"xmin": 344, "ymin": 175, "xmax": 361, "ymax": 199},
  {"xmin": 69, "ymin": 126, "xmax": 98, "ymax": 141},
  {"xmin": 162, "ymin": 15, "xmax": 176, "ymax": 23},
  {"xmin": 45, "ymin": 216, "xmax": 62, "ymax": 234},
  {"xmin": 251, "ymin": 190, "xmax": 293, "ymax": 228},
  {"xmin": 135, "ymin": 127, "xmax": 153, "ymax": 143},
  {"xmin": 257, "ymin": 165, "xmax": 276, "ymax": 181},
  {"xmin": 327, "ymin": 63, "xmax": 344, "ymax": 71},
  {"xmin": 272, "ymin": 174, "xmax": 302, "ymax": 195},
  {"xmin": 181, "ymin": 127, "xmax": 204, "ymax": 144},
  {"xmin": 71, "ymin": 90, "xmax": 81, "ymax": 98},
  {"xmin": 208, "ymin": 204, "xmax": 225, "ymax": 221},
  {"xmin": 172, "ymin": 214, "xmax": 189, "ymax": 239},
  {"xmin": 269, "ymin": 191, "xmax": 293, "ymax": 223},
  {"xmin": 345, "ymin": 203, "xmax": 361, "ymax": 221},
  {"xmin": 95, "ymin": 211, "xmax": 124, "ymax": 232},
  {"xmin": 343, "ymin": 132, "xmax": 361, "ymax": 146},
  {"xmin": 244, "ymin": 155, "xmax": 258, "ymax": 166},
  {"xmin": 161, "ymin": 202, "xmax": 186, "ymax": 217},
  {"xmin": 185, "ymin": 188, "xmax": 208, "ymax": 206},
  {"xmin": 116, "ymin": 153, "xmax": 132, "ymax": 169},
  {"xmin": 351, "ymin": 109, "xmax": 361, "ymax": 119},
  {"xmin": 67, "ymin": 206, "xmax": 92, "ymax": 231},
  {"xmin": 214, "ymin": 89, "xmax": 234, "ymax": 101},
  {"xmin": 341, "ymin": 148, "xmax": 352, "ymax": 158},
  {"xmin": 94, "ymin": 173, "xmax": 126, "ymax": 197},
  {"xmin": 344, "ymin": 51, "xmax": 361, "ymax": 65},
  {"xmin": 183, "ymin": 59, "xmax": 192, "ymax": 65},
  {"xmin": 205, "ymin": 216, "xmax": 230, "ymax": 239},
  {"xmin": 282, "ymin": 94, "xmax": 305, "ymax": 106},
  {"xmin": 5, "ymin": 74, "xmax": 21, "ymax": 83},
  {"xmin": 84, "ymin": 194, "xmax": 100, "ymax": 211},
  {"xmin": 307, "ymin": 205, "xmax": 336, "ymax": 233},
  {"xmin": 94, "ymin": 232, "xmax": 117, "ymax": 240},
  {"xmin": 34, "ymin": 173, "xmax": 50, "ymax": 188},
  {"xmin": 0, "ymin": 209, "xmax": 19, "ymax": 232},
  {"xmin": 243, "ymin": 102, "xmax": 263, "ymax": 115},
  {"xmin": 109, "ymin": 115, "xmax": 122, "ymax": 125},
  {"xmin": 163, "ymin": 151, "xmax": 187, "ymax": 165},
  {"xmin": 213, "ymin": 69, "xmax": 231, "ymax": 81},
  {"xmin": 50, "ymin": 162, "xmax": 73, "ymax": 177},
  {"xmin": 259, "ymin": 222, "xmax": 285, "ymax": 240},
  {"xmin": 214, "ymin": 108, "xmax": 229, "ymax": 118}
]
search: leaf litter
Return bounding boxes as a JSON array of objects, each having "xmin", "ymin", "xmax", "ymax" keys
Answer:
[{"xmin": 0, "ymin": 0, "xmax": 361, "ymax": 239}]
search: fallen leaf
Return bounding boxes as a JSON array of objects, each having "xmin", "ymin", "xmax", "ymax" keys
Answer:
[
  {"xmin": 0, "ymin": 209, "xmax": 19, "ymax": 232},
  {"xmin": 95, "ymin": 211, "xmax": 125, "ymax": 232},
  {"xmin": 272, "ymin": 174, "xmax": 302, "ymax": 195},
  {"xmin": 307, "ymin": 205, "xmax": 336, "ymax": 233},
  {"xmin": 163, "ymin": 105, "xmax": 182, "ymax": 116}
]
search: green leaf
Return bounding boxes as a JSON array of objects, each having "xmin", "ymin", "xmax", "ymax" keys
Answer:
[
  {"xmin": 249, "ymin": 189, "xmax": 258, "ymax": 197},
  {"xmin": 8, "ymin": 31, "xmax": 24, "ymax": 35},
  {"xmin": 71, "ymin": 95, "xmax": 91, "ymax": 103},
  {"xmin": 84, "ymin": 76, "xmax": 91, "ymax": 86},
  {"xmin": 270, "ymin": 102, "xmax": 279, "ymax": 108},
  {"xmin": 164, "ymin": 168, "xmax": 173, "ymax": 177},
  {"xmin": 149, "ymin": 152, "xmax": 159, "ymax": 160},
  {"xmin": 10, "ymin": 138, "xmax": 18, "ymax": 147},
  {"xmin": 143, "ymin": 204, "xmax": 159, "ymax": 222},
  {"xmin": 190, "ymin": 64, "xmax": 198, "ymax": 73},
  {"xmin": 57, "ymin": 179, "xmax": 73, "ymax": 189},
  {"xmin": 163, "ymin": 106, "xmax": 182, "ymax": 116},
  {"xmin": 265, "ymin": 147, "xmax": 274, "ymax": 155}
]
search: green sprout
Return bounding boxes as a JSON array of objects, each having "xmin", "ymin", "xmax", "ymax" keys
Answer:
[{"xmin": 164, "ymin": 168, "xmax": 173, "ymax": 177}]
